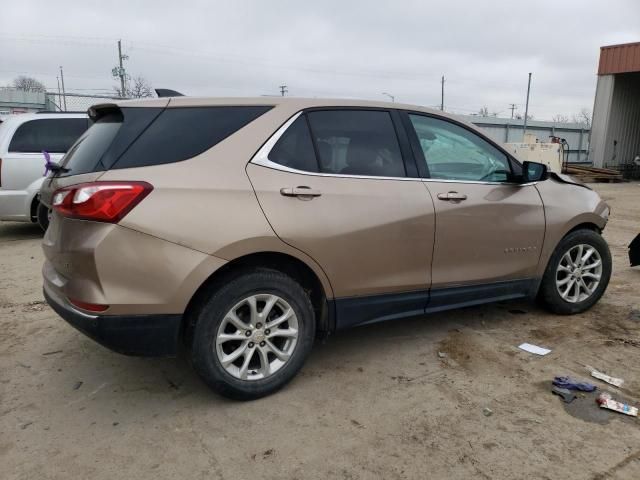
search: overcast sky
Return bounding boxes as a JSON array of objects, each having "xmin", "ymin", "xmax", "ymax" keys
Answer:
[{"xmin": 1, "ymin": 1, "xmax": 638, "ymax": 120}]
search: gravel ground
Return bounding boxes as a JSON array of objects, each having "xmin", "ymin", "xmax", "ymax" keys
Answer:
[{"xmin": 1, "ymin": 183, "xmax": 639, "ymax": 479}]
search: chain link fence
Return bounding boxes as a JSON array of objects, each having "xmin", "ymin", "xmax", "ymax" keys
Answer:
[{"xmin": 45, "ymin": 92, "xmax": 130, "ymax": 112}]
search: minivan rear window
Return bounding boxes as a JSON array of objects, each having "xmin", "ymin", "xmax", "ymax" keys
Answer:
[
  {"xmin": 59, "ymin": 105, "xmax": 272, "ymax": 176},
  {"xmin": 9, "ymin": 118, "xmax": 88, "ymax": 153}
]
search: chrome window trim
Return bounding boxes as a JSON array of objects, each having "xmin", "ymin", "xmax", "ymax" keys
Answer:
[{"xmin": 249, "ymin": 110, "xmax": 535, "ymax": 187}]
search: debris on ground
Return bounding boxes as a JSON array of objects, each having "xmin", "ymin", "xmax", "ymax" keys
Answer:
[
  {"xmin": 589, "ymin": 368, "xmax": 624, "ymax": 388},
  {"xmin": 73, "ymin": 381, "xmax": 83, "ymax": 391},
  {"xmin": 482, "ymin": 407, "xmax": 493, "ymax": 417},
  {"xmin": 552, "ymin": 386, "xmax": 577, "ymax": 403},
  {"xmin": 42, "ymin": 350, "xmax": 63, "ymax": 356},
  {"xmin": 23, "ymin": 301, "xmax": 48, "ymax": 312},
  {"xmin": 552, "ymin": 376, "xmax": 597, "ymax": 392},
  {"xmin": 596, "ymin": 392, "xmax": 638, "ymax": 417},
  {"xmin": 350, "ymin": 419, "xmax": 365, "ymax": 428},
  {"xmin": 437, "ymin": 351, "xmax": 447, "ymax": 358},
  {"xmin": 518, "ymin": 343, "xmax": 551, "ymax": 356}
]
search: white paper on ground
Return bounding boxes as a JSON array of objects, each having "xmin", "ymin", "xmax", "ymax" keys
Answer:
[
  {"xmin": 599, "ymin": 399, "xmax": 638, "ymax": 416},
  {"xmin": 591, "ymin": 369, "xmax": 624, "ymax": 387},
  {"xmin": 518, "ymin": 343, "xmax": 551, "ymax": 356}
]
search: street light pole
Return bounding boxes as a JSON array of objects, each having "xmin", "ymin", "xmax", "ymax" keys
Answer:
[
  {"xmin": 381, "ymin": 92, "xmax": 395, "ymax": 102},
  {"xmin": 523, "ymin": 72, "xmax": 532, "ymax": 136},
  {"xmin": 59, "ymin": 66, "xmax": 67, "ymax": 111}
]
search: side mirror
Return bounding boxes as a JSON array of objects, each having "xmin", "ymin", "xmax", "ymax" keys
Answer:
[{"xmin": 522, "ymin": 161, "xmax": 548, "ymax": 183}]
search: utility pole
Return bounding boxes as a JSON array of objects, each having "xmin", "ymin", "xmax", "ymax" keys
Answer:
[
  {"xmin": 279, "ymin": 85, "xmax": 288, "ymax": 96},
  {"xmin": 523, "ymin": 72, "xmax": 532, "ymax": 135},
  {"xmin": 112, "ymin": 39, "xmax": 129, "ymax": 98},
  {"xmin": 509, "ymin": 103, "xmax": 517, "ymax": 119},
  {"xmin": 59, "ymin": 66, "xmax": 67, "ymax": 111},
  {"xmin": 56, "ymin": 76, "xmax": 62, "ymax": 112},
  {"xmin": 440, "ymin": 75, "xmax": 445, "ymax": 111}
]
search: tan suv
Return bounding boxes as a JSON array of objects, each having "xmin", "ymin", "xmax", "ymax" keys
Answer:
[{"xmin": 41, "ymin": 97, "xmax": 611, "ymax": 399}]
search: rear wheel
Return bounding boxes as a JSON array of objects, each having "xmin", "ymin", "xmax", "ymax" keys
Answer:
[
  {"xmin": 190, "ymin": 269, "xmax": 315, "ymax": 400},
  {"xmin": 538, "ymin": 229, "xmax": 611, "ymax": 314}
]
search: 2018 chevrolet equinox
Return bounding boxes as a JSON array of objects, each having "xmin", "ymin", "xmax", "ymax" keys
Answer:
[{"xmin": 40, "ymin": 97, "xmax": 611, "ymax": 399}]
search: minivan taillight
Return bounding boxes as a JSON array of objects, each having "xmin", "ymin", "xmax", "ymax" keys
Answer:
[{"xmin": 52, "ymin": 181, "xmax": 153, "ymax": 223}]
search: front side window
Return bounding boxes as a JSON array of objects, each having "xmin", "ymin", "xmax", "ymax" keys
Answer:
[
  {"xmin": 9, "ymin": 118, "xmax": 88, "ymax": 153},
  {"xmin": 408, "ymin": 114, "xmax": 511, "ymax": 182},
  {"xmin": 306, "ymin": 110, "xmax": 405, "ymax": 177}
]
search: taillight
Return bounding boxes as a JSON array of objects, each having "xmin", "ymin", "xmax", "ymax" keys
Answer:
[{"xmin": 52, "ymin": 181, "xmax": 153, "ymax": 223}]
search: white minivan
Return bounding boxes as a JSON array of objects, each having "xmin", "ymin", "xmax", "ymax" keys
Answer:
[{"xmin": 0, "ymin": 113, "xmax": 88, "ymax": 230}]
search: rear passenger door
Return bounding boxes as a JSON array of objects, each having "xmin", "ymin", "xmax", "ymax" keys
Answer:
[
  {"xmin": 247, "ymin": 109, "xmax": 435, "ymax": 328},
  {"xmin": 2, "ymin": 118, "xmax": 87, "ymax": 191}
]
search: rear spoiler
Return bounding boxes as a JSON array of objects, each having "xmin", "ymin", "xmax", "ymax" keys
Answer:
[
  {"xmin": 87, "ymin": 103, "xmax": 120, "ymax": 121},
  {"xmin": 155, "ymin": 89, "xmax": 185, "ymax": 98}
]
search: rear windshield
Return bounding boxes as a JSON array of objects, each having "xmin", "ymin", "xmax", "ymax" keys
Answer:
[
  {"xmin": 9, "ymin": 118, "xmax": 88, "ymax": 153},
  {"xmin": 59, "ymin": 105, "xmax": 272, "ymax": 176}
]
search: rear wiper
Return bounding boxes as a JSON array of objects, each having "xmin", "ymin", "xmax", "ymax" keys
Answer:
[
  {"xmin": 43, "ymin": 150, "xmax": 70, "ymax": 176},
  {"xmin": 45, "ymin": 162, "xmax": 71, "ymax": 174}
]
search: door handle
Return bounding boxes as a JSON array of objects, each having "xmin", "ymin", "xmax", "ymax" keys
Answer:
[
  {"xmin": 280, "ymin": 186, "xmax": 322, "ymax": 198},
  {"xmin": 437, "ymin": 191, "xmax": 467, "ymax": 201}
]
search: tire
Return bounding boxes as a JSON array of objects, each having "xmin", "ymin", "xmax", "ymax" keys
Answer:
[
  {"xmin": 37, "ymin": 202, "xmax": 51, "ymax": 232},
  {"xmin": 538, "ymin": 229, "xmax": 611, "ymax": 315},
  {"xmin": 190, "ymin": 268, "xmax": 316, "ymax": 400}
]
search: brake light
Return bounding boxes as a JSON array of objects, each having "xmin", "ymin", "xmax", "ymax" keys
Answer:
[{"xmin": 52, "ymin": 181, "xmax": 153, "ymax": 223}]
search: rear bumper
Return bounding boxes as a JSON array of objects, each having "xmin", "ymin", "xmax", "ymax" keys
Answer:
[{"xmin": 44, "ymin": 284, "xmax": 182, "ymax": 357}]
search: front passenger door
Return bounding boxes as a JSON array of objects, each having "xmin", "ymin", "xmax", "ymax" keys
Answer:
[{"xmin": 404, "ymin": 113, "xmax": 545, "ymax": 298}]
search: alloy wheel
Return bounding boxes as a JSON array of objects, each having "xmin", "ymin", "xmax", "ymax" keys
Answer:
[
  {"xmin": 555, "ymin": 244, "xmax": 602, "ymax": 303},
  {"xmin": 215, "ymin": 294, "xmax": 299, "ymax": 380}
]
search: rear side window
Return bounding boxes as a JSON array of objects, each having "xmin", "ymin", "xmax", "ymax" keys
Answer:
[
  {"xmin": 9, "ymin": 118, "xmax": 88, "ymax": 153},
  {"xmin": 306, "ymin": 110, "xmax": 405, "ymax": 177},
  {"xmin": 268, "ymin": 116, "xmax": 318, "ymax": 172},
  {"xmin": 113, "ymin": 106, "xmax": 272, "ymax": 170}
]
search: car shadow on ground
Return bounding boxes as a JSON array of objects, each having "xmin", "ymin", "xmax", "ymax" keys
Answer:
[
  {"xmin": 48, "ymin": 298, "xmax": 538, "ymax": 416},
  {"xmin": 0, "ymin": 222, "xmax": 43, "ymax": 242}
]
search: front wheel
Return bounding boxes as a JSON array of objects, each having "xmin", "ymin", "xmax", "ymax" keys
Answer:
[
  {"xmin": 538, "ymin": 229, "xmax": 612, "ymax": 315},
  {"xmin": 190, "ymin": 269, "xmax": 316, "ymax": 400}
]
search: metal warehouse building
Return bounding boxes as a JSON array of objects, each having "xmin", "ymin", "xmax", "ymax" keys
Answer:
[{"xmin": 590, "ymin": 41, "xmax": 640, "ymax": 175}]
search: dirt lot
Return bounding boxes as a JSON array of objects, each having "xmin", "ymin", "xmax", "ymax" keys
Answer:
[{"xmin": 1, "ymin": 183, "xmax": 639, "ymax": 479}]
